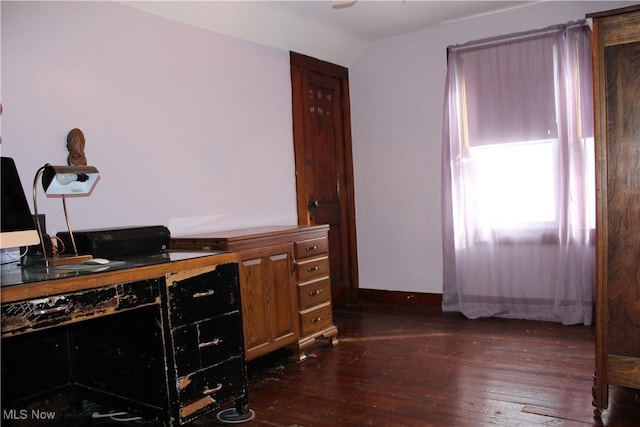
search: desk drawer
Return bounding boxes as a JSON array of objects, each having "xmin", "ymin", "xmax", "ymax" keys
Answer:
[
  {"xmin": 297, "ymin": 256, "xmax": 329, "ymax": 283},
  {"xmin": 299, "ymin": 303, "xmax": 333, "ymax": 336},
  {"xmin": 173, "ymin": 311, "xmax": 244, "ymax": 376},
  {"xmin": 167, "ymin": 265, "xmax": 240, "ymax": 327},
  {"xmin": 1, "ymin": 280, "xmax": 159, "ymax": 336},
  {"xmin": 298, "ymin": 277, "xmax": 331, "ymax": 311},
  {"xmin": 177, "ymin": 357, "xmax": 246, "ymax": 423},
  {"xmin": 295, "ymin": 237, "xmax": 328, "ymax": 259}
]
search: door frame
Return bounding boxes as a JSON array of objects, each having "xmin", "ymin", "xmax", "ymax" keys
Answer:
[{"xmin": 290, "ymin": 51, "xmax": 359, "ymax": 304}]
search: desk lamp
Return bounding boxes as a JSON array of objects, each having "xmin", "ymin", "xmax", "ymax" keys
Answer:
[{"xmin": 32, "ymin": 164, "xmax": 100, "ymax": 267}]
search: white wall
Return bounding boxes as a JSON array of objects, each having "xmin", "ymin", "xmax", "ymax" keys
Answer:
[
  {"xmin": 2, "ymin": 1, "xmax": 634, "ymax": 296},
  {"xmin": 1, "ymin": 1, "xmax": 297, "ymax": 238},
  {"xmin": 349, "ymin": 0, "xmax": 635, "ymax": 294}
]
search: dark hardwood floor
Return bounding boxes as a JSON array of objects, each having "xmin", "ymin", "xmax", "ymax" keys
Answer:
[
  {"xmin": 6, "ymin": 301, "xmax": 638, "ymax": 426},
  {"xmin": 205, "ymin": 301, "xmax": 640, "ymax": 427}
]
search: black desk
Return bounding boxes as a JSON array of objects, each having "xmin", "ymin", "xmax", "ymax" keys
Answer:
[{"xmin": 1, "ymin": 251, "xmax": 252, "ymax": 425}]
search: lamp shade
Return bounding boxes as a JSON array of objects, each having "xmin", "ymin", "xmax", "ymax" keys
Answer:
[{"xmin": 41, "ymin": 165, "xmax": 100, "ymax": 195}]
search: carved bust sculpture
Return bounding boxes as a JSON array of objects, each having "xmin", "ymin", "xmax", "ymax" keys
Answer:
[{"xmin": 67, "ymin": 128, "xmax": 87, "ymax": 166}]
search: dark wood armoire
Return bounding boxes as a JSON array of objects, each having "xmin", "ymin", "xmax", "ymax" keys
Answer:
[{"xmin": 589, "ymin": 4, "xmax": 640, "ymax": 415}]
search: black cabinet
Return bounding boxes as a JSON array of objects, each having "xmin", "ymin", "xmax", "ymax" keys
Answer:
[{"xmin": 163, "ymin": 263, "xmax": 249, "ymax": 424}]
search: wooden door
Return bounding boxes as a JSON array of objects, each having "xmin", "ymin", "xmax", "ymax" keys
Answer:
[
  {"xmin": 265, "ymin": 244, "xmax": 298, "ymax": 344},
  {"xmin": 239, "ymin": 243, "xmax": 297, "ymax": 361},
  {"xmin": 290, "ymin": 52, "xmax": 358, "ymax": 307},
  {"xmin": 239, "ymin": 255, "xmax": 270, "ymax": 357}
]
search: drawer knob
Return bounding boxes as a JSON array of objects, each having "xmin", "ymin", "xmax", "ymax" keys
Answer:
[
  {"xmin": 311, "ymin": 316, "xmax": 324, "ymax": 324},
  {"xmin": 192, "ymin": 289, "xmax": 215, "ymax": 298},
  {"xmin": 202, "ymin": 383, "xmax": 223, "ymax": 396},
  {"xmin": 309, "ymin": 289, "xmax": 323, "ymax": 297},
  {"xmin": 306, "ymin": 245, "xmax": 319, "ymax": 251},
  {"xmin": 199, "ymin": 338, "xmax": 222, "ymax": 348},
  {"xmin": 306, "ymin": 266, "xmax": 321, "ymax": 273}
]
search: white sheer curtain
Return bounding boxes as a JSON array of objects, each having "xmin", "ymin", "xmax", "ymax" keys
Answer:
[{"xmin": 441, "ymin": 21, "xmax": 594, "ymax": 325}]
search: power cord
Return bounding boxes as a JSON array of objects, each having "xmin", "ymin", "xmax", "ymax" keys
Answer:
[
  {"xmin": 0, "ymin": 247, "xmax": 28, "ymax": 265},
  {"xmin": 91, "ymin": 411, "xmax": 143, "ymax": 422}
]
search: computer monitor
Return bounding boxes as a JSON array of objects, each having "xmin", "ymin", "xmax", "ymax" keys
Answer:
[{"xmin": 1, "ymin": 157, "xmax": 41, "ymax": 250}]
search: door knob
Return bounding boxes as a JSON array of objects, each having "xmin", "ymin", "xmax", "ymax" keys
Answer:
[{"xmin": 308, "ymin": 196, "xmax": 319, "ymax": 220}]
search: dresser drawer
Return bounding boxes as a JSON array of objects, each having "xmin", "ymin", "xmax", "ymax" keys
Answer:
[
  {"xmin": 1, "ymin": 280, "xmax": 159, "ymax": 336},
  {"xmin": 177, "ymin": 357, "xmax": 246, "ymax": 423},
  {"xmin": 299, "ymin": 302, "xmax": 333, "ymax": 336},
  {"xmin": 167, "ymin": 266, "xmax": 240, "ymax": 327},
  {"xmin": 173, "ymin": 312, "xmax": 244, "ymax": 376},
  {"xmin": 297, "ymin": 256, "xmax": 330, "ymax": 283},
  {"xmin": 295, "ymin": 237, "xmax": 328, "ymax": 259},
  {"xmin": 298, "ymin": 277, "xmax": 331, "ymax": 311}
]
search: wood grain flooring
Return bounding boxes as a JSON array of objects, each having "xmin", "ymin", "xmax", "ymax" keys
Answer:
[
  {"xmin": 203, "ymin": 301, "xmax": 640, "ymax": 427},
  {"xmin": 6, "ymin": 301, "xmax": 638, "ymax": 426}
]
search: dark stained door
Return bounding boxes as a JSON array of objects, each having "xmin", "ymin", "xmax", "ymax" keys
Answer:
[{"xmin": 290, "ymin": 52, "xmax": 358, "ymax": 307}]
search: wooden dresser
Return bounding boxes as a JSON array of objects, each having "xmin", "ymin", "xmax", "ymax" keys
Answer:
[
  {"xmin": 171, "ymin": 225, "xmax": 339, "ymax": 361},
  {"xmin": 589, "ymin": 4, "xmax": 640, "ymax": 415}
]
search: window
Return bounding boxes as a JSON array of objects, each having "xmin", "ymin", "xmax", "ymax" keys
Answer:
[
  {"xmin": 468, "ymin": 138, "xmax": 558, "ymax": 230},
  {"xmin": 442, "ymin": 21, "xmax": 595, "ymax": 324}
]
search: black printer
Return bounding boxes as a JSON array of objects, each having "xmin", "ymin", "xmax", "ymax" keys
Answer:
[{"xmin": 57, "ymin": 225, "xmax": 170, "ymax": 259}]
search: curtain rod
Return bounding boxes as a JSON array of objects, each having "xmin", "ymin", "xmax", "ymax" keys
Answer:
[{"xmin": 448, "ymin": 20, "xmax": 589, "ymax": 53}]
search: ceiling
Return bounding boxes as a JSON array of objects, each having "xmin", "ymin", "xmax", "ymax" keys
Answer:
[{"xmin": 122, "ymin": 1, "xmax": 542, "ymax": 65}]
